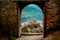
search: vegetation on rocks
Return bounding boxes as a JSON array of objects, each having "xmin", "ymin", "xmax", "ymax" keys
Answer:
[{"xmin": 22, "ymin": 19, "xmax": 41, "ymax": 33}]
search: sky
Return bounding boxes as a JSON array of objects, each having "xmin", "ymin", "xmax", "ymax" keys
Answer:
[{"xmin": 21, "ymin": 4, "xmax": 43, "ymax": 24}]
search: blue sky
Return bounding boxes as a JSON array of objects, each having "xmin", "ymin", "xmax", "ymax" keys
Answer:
[{"xmin": 21, "ymin": 4, "xmax": 43, "ymax": 23}]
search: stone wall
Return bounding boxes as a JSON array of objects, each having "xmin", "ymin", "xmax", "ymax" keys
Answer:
[
  {"xmin": 0, "ymin": 1, "xmax": 18, "ymax": 36},
  {"xmin": 44, "ymin": 1, "xmax": 58, "ymax": 29},
  {"xmin": 44, "ymin": 0, "xmax": 60, "ymax": 34},
  {"xmin": 0, "ymin": 0, "xmax": 60, "ymax": 37}
]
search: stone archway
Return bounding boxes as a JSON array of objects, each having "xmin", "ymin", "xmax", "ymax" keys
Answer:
[{"xmin": 17, "ymin": 1, "xmax": 45, "ymax": 37}]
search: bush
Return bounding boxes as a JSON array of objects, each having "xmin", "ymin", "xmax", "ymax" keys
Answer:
[{"xmin": 22, "ymin": 27, "xmax": 28, "ymax": 33}]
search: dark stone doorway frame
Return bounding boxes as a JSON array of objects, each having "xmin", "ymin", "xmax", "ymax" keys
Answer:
[
  {"xmin": 18, "ymin": 1, "xmax": 44, "ymax": 11},
  {"xmin": 17, "ymin": 1, "xmax": 46, "ymax": 37}
]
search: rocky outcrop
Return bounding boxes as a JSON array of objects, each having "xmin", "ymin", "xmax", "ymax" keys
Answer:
[{"xmin": 21, "ymin": 19, "xmax": 42, "ymax": 33}]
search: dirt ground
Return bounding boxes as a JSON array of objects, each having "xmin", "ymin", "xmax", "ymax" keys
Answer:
[
  {"xmin": 16, "ymin": 34, "xmax": 43, "ymax": 40},
  {"xmin": 0, "ymin": 30, "xmax": 60, "ymax": 40},
  {"xmin": 16, "ymin": 30, "xmax": 60, "ymax": 40}
]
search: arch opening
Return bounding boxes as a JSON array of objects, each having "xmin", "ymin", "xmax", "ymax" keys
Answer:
[{"xmin": 20, "ymin": 4, "xmax": 44, "ymax": 34}]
